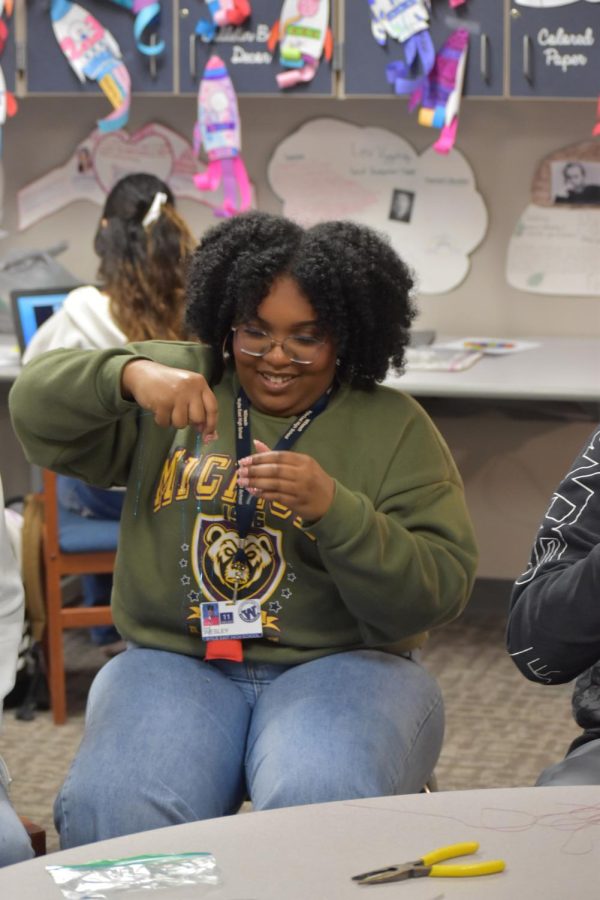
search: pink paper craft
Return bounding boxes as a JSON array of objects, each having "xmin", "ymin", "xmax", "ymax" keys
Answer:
[
  {"xmin": 268, "ymin": 0, "xmax": 332, "ymax": 90},
  {"xmin": 51, "ymin": 0, "xmax": 131, "ymax": 132},
  {"xmin": 193, "ymin": 55, "xmax": 251, "ymax": 217}
]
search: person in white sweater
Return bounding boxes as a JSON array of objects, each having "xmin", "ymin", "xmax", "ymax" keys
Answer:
[
  {"xmin": 24, "ymin": 172, "xmax": 196, "ymax": 362},
  {"xmin": 0, "ymin": 474, "xmax": 34, "ymax": 867},
  {"xmin": 22, "ymin": 173, "xmax": 197, "ymax": 649}
]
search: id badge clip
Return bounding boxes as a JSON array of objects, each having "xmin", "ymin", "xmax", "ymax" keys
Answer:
[{"xmin": 200, "ymin": 598, "xmax": 263, "ymax": 641}]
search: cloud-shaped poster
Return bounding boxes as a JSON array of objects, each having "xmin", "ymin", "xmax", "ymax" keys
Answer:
[
  {"xmin": 506, "ymin": 140, "xmax": 600, "ymax": 296},
  {"xmin": 514, "ymin": 1, "xmax": 600, "ymax": 6},
  {"xmin": 268, "ymin": 118, "xmax": 487, "ymax": 294}
]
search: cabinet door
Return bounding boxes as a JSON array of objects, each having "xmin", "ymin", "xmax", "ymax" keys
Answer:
[
  {"xmin": 25, "ymin": 0, "xmax": 174, "ymax": 94},
  {"xmin": 343, "ymin": 0, "xmax": 504, "ymax": 97},
  {"xmin": 509, "ymin": 3, "xmax": 599, "ymax": 97},
  {"xmin": 178, "ymin": 0, "xmax": 336, "ymax": 95}
]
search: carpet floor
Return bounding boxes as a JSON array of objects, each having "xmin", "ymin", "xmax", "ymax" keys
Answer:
[{"xmin": 1, "ymin": 580, "xmax": 577, "ymax": 854}]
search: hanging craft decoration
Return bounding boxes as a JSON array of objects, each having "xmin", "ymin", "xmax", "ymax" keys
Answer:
[
  {"xmin": 51, "ymin": 0, "xmax": 131, "ymax": 132},
  {"xmin": 408, "ymin": 28, "xmax": 469, "ymax": 155},
  {"xmin": 367, "ymin": 0, "xmax": 436, "ymax": 95},
  {"xmin": 0, "ymin": 65, "xmax": 16, "ymax": 158},
  {"xmin": 103, "ymin": 0, "xmax": 165, "ymax": 57},
  {"xmin": 195, "ymin": 0, "xmax": 252, "ymax": 42},
  {"xmin": 193, "ymin": 55, "xmax": 251, "ymax": 217},
  {"xmin": 0, "ymin": 0, "xmax": 16, "ymax": 157},
  {"xmin": 267, "ymin": 0, "xmax": 332, "ymax": 90},
  {"xmin": 0, "ymin": 0, "xmax": 12, "ymax": 54}
]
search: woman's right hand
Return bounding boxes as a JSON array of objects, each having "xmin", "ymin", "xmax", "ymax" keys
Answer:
[{"xmin": 121, "ymin": 358, "xmax": 218, "ymax": 440}]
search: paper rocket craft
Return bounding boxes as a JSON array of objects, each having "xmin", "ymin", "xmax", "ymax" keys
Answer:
[
  {"xmin": 0, "ymin": 0, "xmax": 16, "ymax": 157},
  {"xmin": 51, "ymin": 0, "xmax": 131, "ymax": 132},
  {"xmin": 195, "ymin": 0, "xmax": 251, "ymax": 42},
  {"xmin": 367, "ymin": 0, "xmax": 429, "ymax": 47},
  {"xmin": 104, "ymin": 0, "xmax": 165, "ymax": 56},
  {"xmin": 408, "ymin": 28, "xmax": 469, "ymax": 154},
  {"xmin": 0, "ymin": 64, "xmax": 17, "ymax": 157},
  {"xmin": 0, "ymin": 2, "xmax": 10, "ymax": 56},
  {"xmin": 267, "ymin": 0, "xmax": 332, "ymax": 89},
  {"xmin": 193, "ymin": 55, "xmax": 251, "ymax": 217},
  {"xmin": 366, "ymin": 0, "xmax": 435, "ymax": 95}
]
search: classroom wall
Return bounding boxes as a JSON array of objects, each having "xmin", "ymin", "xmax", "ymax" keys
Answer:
[
  {"xmin": 1, "ymin": 95, "xmax": 598, "ymax": 578},
  {"xmin": 4, "ymin": 95, "xmax": 599, "ymax": 336}
]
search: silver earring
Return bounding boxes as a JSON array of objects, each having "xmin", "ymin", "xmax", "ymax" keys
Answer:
[{"xmin": 222, "ymin": 333, "xmax": 231, "ymax": 361}]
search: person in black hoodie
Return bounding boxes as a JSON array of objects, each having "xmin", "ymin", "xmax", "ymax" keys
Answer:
[{"xmin": 507, "ymin": 425, "xmax": 600, "ymax": 784}]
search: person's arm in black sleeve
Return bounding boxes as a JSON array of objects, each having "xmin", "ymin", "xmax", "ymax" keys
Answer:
[{"xmin": 507, "ymin": 427, "xmax": 600, "ymax": 685}]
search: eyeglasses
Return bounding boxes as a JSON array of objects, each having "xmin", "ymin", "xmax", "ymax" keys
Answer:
[{"xmin": 232, "ymin": 326, "xmax": 327, "ymax": 365}]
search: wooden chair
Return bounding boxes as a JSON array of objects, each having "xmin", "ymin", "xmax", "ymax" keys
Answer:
[
  {"xmin": 19, "ymin": 816, "xmax": 46, "ymax": 857},
  {"xmin": 40, "ymin": 470, "xmax": 119, "ymax": 725}
]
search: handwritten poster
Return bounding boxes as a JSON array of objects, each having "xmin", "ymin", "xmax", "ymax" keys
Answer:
[
  {"xmin": 268, "ymin": 117, "xmax": 487, "ymax": 294},
  {"xmin": 17, "ymin": 122, "xmax": 255, "ymax": 231},
  {"xmin": 506, "ymin": 139, "xmax": 600, "ymax": 295}
]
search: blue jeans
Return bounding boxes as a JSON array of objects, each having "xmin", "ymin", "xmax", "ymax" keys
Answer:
[
  {"xmin": 57, "ymin": 476, "xmax": 124, "ymax": 645},
  {"xmin": 54, "ymin": 646, "xmax": 444, "ymax": 848},
  {"xmin": 0, "ymin": 782, "xmax": 34, "ymax": 867}
]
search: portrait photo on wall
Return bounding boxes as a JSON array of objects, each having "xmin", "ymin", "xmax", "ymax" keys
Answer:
[
  {"xmin": 389, "ymin": 189, "xmax": 415, "ymax": 223},
  {"xmin": 552, "ymin": 160, "xmax": 600, "ymax": 205}
]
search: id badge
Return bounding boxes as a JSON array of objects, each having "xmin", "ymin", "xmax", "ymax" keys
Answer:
[{"xmin": 200, "ymin": 600, "xmax": 263, "ymax": 641}]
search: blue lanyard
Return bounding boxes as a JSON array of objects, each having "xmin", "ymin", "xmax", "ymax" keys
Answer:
[{"xmin": 233, "ymin": 386, "xmax": 333, "ymax": 552}]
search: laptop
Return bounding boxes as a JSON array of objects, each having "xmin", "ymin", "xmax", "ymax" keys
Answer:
[{"xmin": 10, "ymin": 286, "xmax": 76, "ymax": 356}]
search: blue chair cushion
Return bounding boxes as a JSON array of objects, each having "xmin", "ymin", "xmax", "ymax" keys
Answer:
[{"xmin": 58, "ymin": 506, "xmax": 120, "ymax": 553}]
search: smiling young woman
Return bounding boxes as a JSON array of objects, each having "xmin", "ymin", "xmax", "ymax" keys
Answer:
[
  {"xmin": 10, "ymin": 211, "xmax": 478, "ymax": 850},
  {"xmin": 231, "ymin": 276, "xmax": 338, "ymax": 418}
]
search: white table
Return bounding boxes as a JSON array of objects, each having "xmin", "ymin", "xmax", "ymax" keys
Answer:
[
  {"xmin": 0, "ymin": 333, "xmax": 20, "ymax": 382},
  {"xmin": 1, "ymin": 786, "xmax": 598, "ymax": 898},
  {"xmin": 3, "ymin": 333, "xmax": 599, "ymax": 400},
  {"xmin": 386, "ymin": 336, "xmax": 600, "ymax": 403}
]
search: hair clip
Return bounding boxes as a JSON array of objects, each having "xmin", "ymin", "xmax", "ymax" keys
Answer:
[{"xmin": 142, "ymin": 191, "xmax": 168, "ymax": 227}]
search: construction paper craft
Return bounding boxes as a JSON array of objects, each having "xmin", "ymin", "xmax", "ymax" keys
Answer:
[
  {"xmin": 0, "ymin": 18, "xmax": 8, "ymax": 56},
  {"xmin": 0, "ymin": 0, "xmax": 16, "ymax": 158},
  {"xmin": 369, "ymin": 0, "xmax": 436, "ymax": 96},
  {"xmin": 409, "ymin": 28, "xmax": 469, "ymax": 155},
  {"xmin": 367, "ymin": 0, "xmax": 429, "ymax": 47},
  {"xmin": 195, "ymin": 0, "xmax": 251, "ymax": 41},
  {"xmin": 193, "ymin": 55, "xmax": 251, "ymax": 217},
  {"xmin": 405, "ymin": 346, "xmax": 482, "ymax": 371},
  {"xmin": 18, "ymin": 122, "xmax": 254, "ymax": 231},
  {"xmin": 268, "ymin": 0, "xmax": 332, "ymax": 89},
  {"xmin": 515, "ymin": 0, "xmax": 599, "ymax": 5},
  {"xmin": 104, "ymin": 0, "xmax": 165, "ymax": 56},
  {"xmin": 506, "ymin": 139, "xmax": 600, "ymax": 295},
  {"xmin": 268, "ymin": 117, "xmax": 487, "ymax": 294},
  {"xmin": 0, "ymin": 65, "xmax": 16, "ymax": 158},
  {"xmin": 439, "ymin": 338, "xmax": 541, "ymax": 355},
  {"xmin": 51, "ymin": 0, "xmax": 131, "ymax": 132}
]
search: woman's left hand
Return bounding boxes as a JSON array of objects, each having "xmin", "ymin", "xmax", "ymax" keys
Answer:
[{"xmin": 237, "ymin": 439, "xmax": 335, "ymax": 523}]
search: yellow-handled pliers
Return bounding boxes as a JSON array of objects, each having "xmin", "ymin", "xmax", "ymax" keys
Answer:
[{"xmin": 352, "ymin": 841, "xmax": 505, "ymax": 885}]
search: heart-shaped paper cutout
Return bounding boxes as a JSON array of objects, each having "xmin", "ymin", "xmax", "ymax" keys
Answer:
[{"xmin": 92, "ymin": 130, "xmax": 174, "ymax": 194}]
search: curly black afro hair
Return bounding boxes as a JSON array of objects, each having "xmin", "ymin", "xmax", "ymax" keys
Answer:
[{"xmin": 185, "ymin": 210, "xmax": 417, "ymax": 390}]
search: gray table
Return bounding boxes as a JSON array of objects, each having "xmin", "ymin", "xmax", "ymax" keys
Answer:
[
  {"xmin": 1, "ymin": 786, "xmax": 599, "ymax": 898},
  {"xmin": 386, "ymin": 336, "xmax": 600, "ymax": 404}
]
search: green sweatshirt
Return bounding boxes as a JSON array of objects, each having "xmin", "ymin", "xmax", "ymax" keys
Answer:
[{"xmin": 9, "ymin": 342, "xmax": 478, "ymax": 664}]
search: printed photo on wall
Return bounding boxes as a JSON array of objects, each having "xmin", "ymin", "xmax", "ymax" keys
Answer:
[
  {"xmin": 552, "ymin": 160, "xmax": 600, "ymax": 205},
  {"xmin": 389, "ymin": 189, "xmax": 415, "ymax": 223}
]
